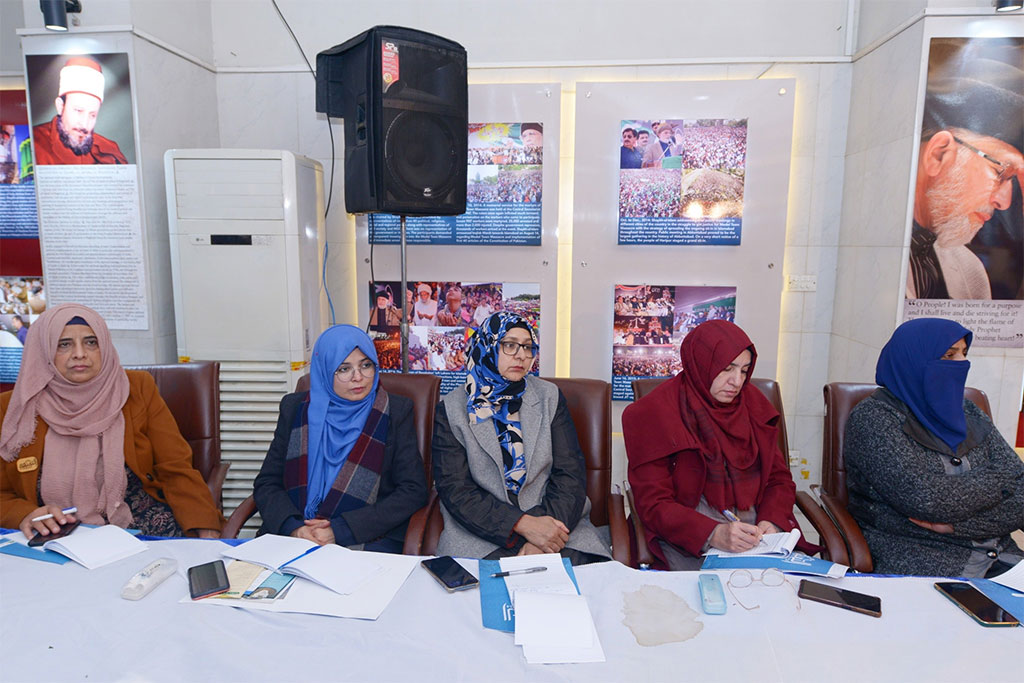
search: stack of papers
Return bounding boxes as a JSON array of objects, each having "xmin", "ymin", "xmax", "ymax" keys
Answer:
[
  {"xmin": 498, "ymin": 554, "xmax": 606, "ymax": 664},
  {"xmin": 0, "ymin": 525, "xmax": 146, "ymax": 569}
]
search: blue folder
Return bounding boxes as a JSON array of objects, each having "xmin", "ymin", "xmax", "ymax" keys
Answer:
[
  {"xmin": 969, "ymin": 578, "xmax": 1024, "ymax": 625},
  {"xmin": 701, "ymin": 550, "xmax": 846, "ymax": 577},
  {"xmin": 478, "ymin": 557, "xmax": 580, "ymax": 633}
]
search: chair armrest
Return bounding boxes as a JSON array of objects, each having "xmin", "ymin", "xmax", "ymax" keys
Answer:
[
  {"xmin": 819, "ymin": 492, "xmax": 873, "ymax": 573},
  {"xmin": 624, "ymin": 484, "xmax": 655, "ymax": 569},
  {"xmin": 403, "ymin": 504, "xmax": 430, "ymax": 555},
  {"xmin": 221, "ymin": 494, "xmax": 256, "ymax": 539},
  {"xmin": 607, "ymin": 492, "xmax": 631, "ymax": 566},
  {"xmin": 206, "ymin": 462, "xmax": 231, "ymax": 511},
  {"xmin": 795, "ymin": 491, "xmax": 848, "ymax": 567}
]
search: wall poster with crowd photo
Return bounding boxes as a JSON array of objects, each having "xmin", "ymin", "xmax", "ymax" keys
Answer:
[
  {"xmin": 0, "ymin": 277, "xmax": 47, "ymax": 383},
  {"xmin": 368, "ymin": 280, "xmax": 541, "ymax": 394},
  {"xmin": 612, "ymin": 284, "xmax": 737, "ymax": 401},
  {"xmin": 369, "ymin": 122, "xmax": 544, "ymax": 246},
  {"xmin": 618, "ymin": 118, "xmax": 747, "ymax": 246},
  {"xmin": 902, "ymin": 37, "xmax": 1023, "ymax": 348}
]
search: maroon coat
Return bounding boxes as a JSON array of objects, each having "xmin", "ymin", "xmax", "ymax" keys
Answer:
[{"xmin": 623, "ymin": 373, "xmax": 801, "ymax": 568}]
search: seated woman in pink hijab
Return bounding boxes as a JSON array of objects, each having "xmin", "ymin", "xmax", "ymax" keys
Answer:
[{"xmin": 0, "ymin": 304, "xmax": 222, "ymax": 539}]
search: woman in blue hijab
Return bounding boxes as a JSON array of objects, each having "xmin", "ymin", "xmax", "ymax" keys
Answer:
[
  {"xmin": 431, "ymin": 312, "xmax": 611, "ymax": 564},
  {"xmin": 844, "ymin": 318, "xmax": 1024, "ymax": 577},
  {"xmin": 253, "ymin": 325, "xmax": 427, "ymax": 552}
]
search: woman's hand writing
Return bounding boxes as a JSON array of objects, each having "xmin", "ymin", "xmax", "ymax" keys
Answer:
[
  {"xmin": 513, "ymin": 515, "xmax": 569, "ymax": 553},
  {"xmin": 18, "ymin": 505, "xmax": 76, "ymax": 539},
  {"xmin": 709, "ymin": 521, "xmax": 762, "ymax": 552}
]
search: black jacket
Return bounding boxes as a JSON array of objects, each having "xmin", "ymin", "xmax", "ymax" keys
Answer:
[{"xmin": 253, "ymin": 391, "xmax": 427, "ymax": 547}]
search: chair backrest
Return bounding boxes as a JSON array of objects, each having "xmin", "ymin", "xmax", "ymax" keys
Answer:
[
  {"xmin": 125, "ymin": 362, "xmax": 220, "ymax": 481},
  {"xmin": 295, "ymin": 372, "xmax": 441, "ymax": 486},
  {"xmin": 631, "ymin": 376, "xmax": 790, "ymax": 454},
  {"xmin": 822, "ymin": 382, "xmax": 991, "ymax": 506},
  {"xmin": 541, "ymin": 376, "xmax": 612, "ymax": 526}
]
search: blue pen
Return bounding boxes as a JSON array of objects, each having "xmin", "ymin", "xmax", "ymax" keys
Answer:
[{"xmin": 721, "ymin": 509, "xmax": 741, "ymax": 523}]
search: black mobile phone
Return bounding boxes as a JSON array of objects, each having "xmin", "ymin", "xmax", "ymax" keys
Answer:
[
  {"xmin": 187, "ymin": 560, "xmax": 230, "ymax": 600},
  {"xmin": 797, "ymin": 579, "xmax": 882, "ymax": 618},
  {"xmin": 934, "ymin": 581, "xmax": 1020, "ymax": 627},
  {"xmin": 421, "ymin": 556, "xmax": 479, "ymax": 592},
  {"xmin": 27, "ymin": 519, "xmax": 81, "ymax": 547}
]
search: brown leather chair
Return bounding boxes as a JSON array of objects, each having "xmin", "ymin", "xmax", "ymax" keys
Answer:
[
  {"xmin": 417, "ymin": 377, "xmax": 631, "ymax": 564},
  {"xmin": 221, "ymin": 372, "xmax": 441, "ymax": 543},
  {"xmin": 625, "ymin": 376, "xmax": 847, "ymax": 568},
  {"xmin": 821, "ymin": 382, "xmax": 991, "ymax": 573},
  {"xmin": 125, "ymin": 362, "xmax": 228, "ymax": 510}
]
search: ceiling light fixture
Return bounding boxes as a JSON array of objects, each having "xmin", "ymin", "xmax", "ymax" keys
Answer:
[
  {"xmin": 995, "ymin": 0, "xmax": 1023, "ymax": 11},
  {"xmin": 40, "ymin": 0, "xmax": 82, "ymax": 32}
]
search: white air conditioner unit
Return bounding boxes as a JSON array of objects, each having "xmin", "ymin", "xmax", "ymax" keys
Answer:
[{"xmin": 165, "ymin": 149, "xmax": 327, "ymax": 524}]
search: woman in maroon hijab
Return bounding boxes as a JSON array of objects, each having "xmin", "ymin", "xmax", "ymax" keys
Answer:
[{"xmin": 622, "ymin": 320, "xmax": 804, "ymax": 570}]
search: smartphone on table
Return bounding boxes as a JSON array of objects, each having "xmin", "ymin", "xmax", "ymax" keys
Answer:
[
  {"xmin": 797, "ymin": 579, "xmax": 882, "ymax": 618},
  {"xmin": 934, "ymin": 581, "xmax": 1019, "ymax": 627},
  {"xmin": 188, "ymin": 560, "xmax": 230, "ymax": 600},
  {"xmin": 27, "ymin": 519, "xmax": 81, "ymax": 547},
  {"xmin": 421, "ymin": 556, "xmax": 479, "ymax": 592}
]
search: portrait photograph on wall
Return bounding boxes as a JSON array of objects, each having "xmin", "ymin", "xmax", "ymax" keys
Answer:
[
  {"xmin": 25, "ymin": 53, "xmax": 136, "ymax": 166},
  {"xmin": 369, "ymin": 122, "xmax": 544, "ymax": 246},
  {"xmin": 611, "ymin": 284, "xmax": 737, "ymax": 400},
  {"xmin": 903, "ymin": 36, "xmax": 1022, "ymax": 348},
  {"xmin": 618, "ymin": 118, "xmax": 747, "ymax": 246},
  {"xmin": 369, "ymin": 280, "xmax": 540, "ymax": 393}
]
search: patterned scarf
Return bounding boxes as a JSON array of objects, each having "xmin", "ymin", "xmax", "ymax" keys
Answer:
[
  {"xmin": 465, "ymin": 312, "xmax": 536, "ymax": 495},
  {"xmin": 283, "ymin": 389, "xmax": 390, "ymax": 550}
]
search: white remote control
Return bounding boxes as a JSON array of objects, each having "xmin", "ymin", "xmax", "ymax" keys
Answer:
[{"xmin": 121, "ymin": 557, "xmax": 178, "ymax": 600}]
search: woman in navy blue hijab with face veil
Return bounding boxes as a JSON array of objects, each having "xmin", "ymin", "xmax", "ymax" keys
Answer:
[
  {"xmin": 844, "ymin": 318, "xmax": 1024, "ymax": 577},
  {"xmin": 253, "ymin": 325, "xmax": 427, "ymax": 551}
]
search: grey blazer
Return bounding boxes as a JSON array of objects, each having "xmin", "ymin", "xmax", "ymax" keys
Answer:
[{"xmin": 433, "ymin": 375, "xmax": 610, "ymax": 560}]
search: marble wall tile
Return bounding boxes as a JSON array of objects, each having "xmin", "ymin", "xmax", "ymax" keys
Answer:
[
  {"xmin": 814, "ymin": 63, "xmax": 852, "ymax": 161},
  {"xmin": 849, "ymin": 246, "xmax": 903, "ymax": 348},
  {"xmin": 802, "ymin": 246, "xmax": 839, "ymax": 333},
  {"xmin": 967, "ymin": 355, "xmax": 1005, "ymax": 423},
  {"xmin": 846, "ymin": 338, "xmax": 882, "ymax": 383},
  {"xmin": 827, "ymin": 334, "xmax": 850, "ymax": 383},
  {"xmin": 838, "ymin": 151, "xmax": 865, "ymax": 247},
  {"xmin": 296, "ymin": 72, "xmax": 344, "ymax": 161},
  {"xmin": 632, "ymin": 64, "xmax": 730, "ymax": 82},
  {"xmin": 830, "ymin": 243, "xmax": 857, "ymax": 339},
  {"xmin": 858, "ymin": 137, "xmax": 915, "ymax": 247},
  {"xmin": 807, "ymin": 154, "xmax": 845, "ymax": 247},
  {"xmin": 217, "ymin": 72, "xmax": 299, "ymax": 151},
  {"xmin": 777, "ymin": 331, "xmax": 803, "ymax": 415},
  {"xmin": 795, "ymin": 332, "xmax": 831, "ymax": 416},
  {"xmin": 786, "ymin": 156, "xmax": 813, "ymax": 246}
]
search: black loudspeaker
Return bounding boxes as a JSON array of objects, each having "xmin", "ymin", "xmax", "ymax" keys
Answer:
[{"xmin": 316, "ymin": 26, "xmax": 467, "ymax": 216}]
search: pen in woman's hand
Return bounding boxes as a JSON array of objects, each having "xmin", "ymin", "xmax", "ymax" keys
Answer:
[{"xmin": 31, "ymin": 507, "xmax": 77, "ymax": 522}]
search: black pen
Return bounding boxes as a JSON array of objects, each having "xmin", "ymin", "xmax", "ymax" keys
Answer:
[{"xmin": 490, "ymin": 566, "xmax": 547, "ymax": 578}]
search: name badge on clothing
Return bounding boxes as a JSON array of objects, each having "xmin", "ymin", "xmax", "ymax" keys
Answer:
[{"xmin": 16, "ymin": 457, "xmax": 39, "ymax": 473}]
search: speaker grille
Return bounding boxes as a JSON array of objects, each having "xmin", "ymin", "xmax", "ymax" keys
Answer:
[{"xmin": 384, "ymin": 110, "xmax": 459, "ymax": 200}]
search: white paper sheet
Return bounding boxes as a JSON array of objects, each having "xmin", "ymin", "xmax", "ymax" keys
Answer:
[
  {"xmin": 990, "ymin": 560, "xmax": 1024, "ymax": 593},
  {"xmin": 281, "ymin": 543, "xmax": 383, "ymax": 595},
  {"xmin": 221, "ymin": 533, "xmax": 316, "ymax": 570},
  {"xmin": 517, "ymin": 594, "xmax": 606, "ymax": 664},
  {"xmin": 705, "ymin": 528, "xmax": 801, "ymax": 558},
  {"xmin": 498, "ymin": 553, "xmax": 578, "ymax": 605},
  {"xmin": 24, "ymin": 524, "xmax": 147, "ymax": 569}
]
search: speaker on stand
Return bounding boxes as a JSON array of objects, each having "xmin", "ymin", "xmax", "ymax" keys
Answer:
[{"xmin": 316, "ymin": 27, "xmax": 468, "ymax": 372}]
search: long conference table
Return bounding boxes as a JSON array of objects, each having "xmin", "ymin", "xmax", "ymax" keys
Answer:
[{"xmin": 1, "ymin": 537, "xmax": 1020, "ymax": 682}]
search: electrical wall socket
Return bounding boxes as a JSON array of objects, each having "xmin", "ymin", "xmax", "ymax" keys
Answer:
[
  {"xmin": 787, "ymin": 275, "xmax": 817, "ymax": 292},
  {"xmin": 788, "ymin": 450, "xmax": 800, "ymax": 467}
]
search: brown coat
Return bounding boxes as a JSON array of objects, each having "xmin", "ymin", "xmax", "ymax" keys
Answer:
[{"xmin": 0, "ymin": 371, "xmax": 223, "ymax": 532}]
